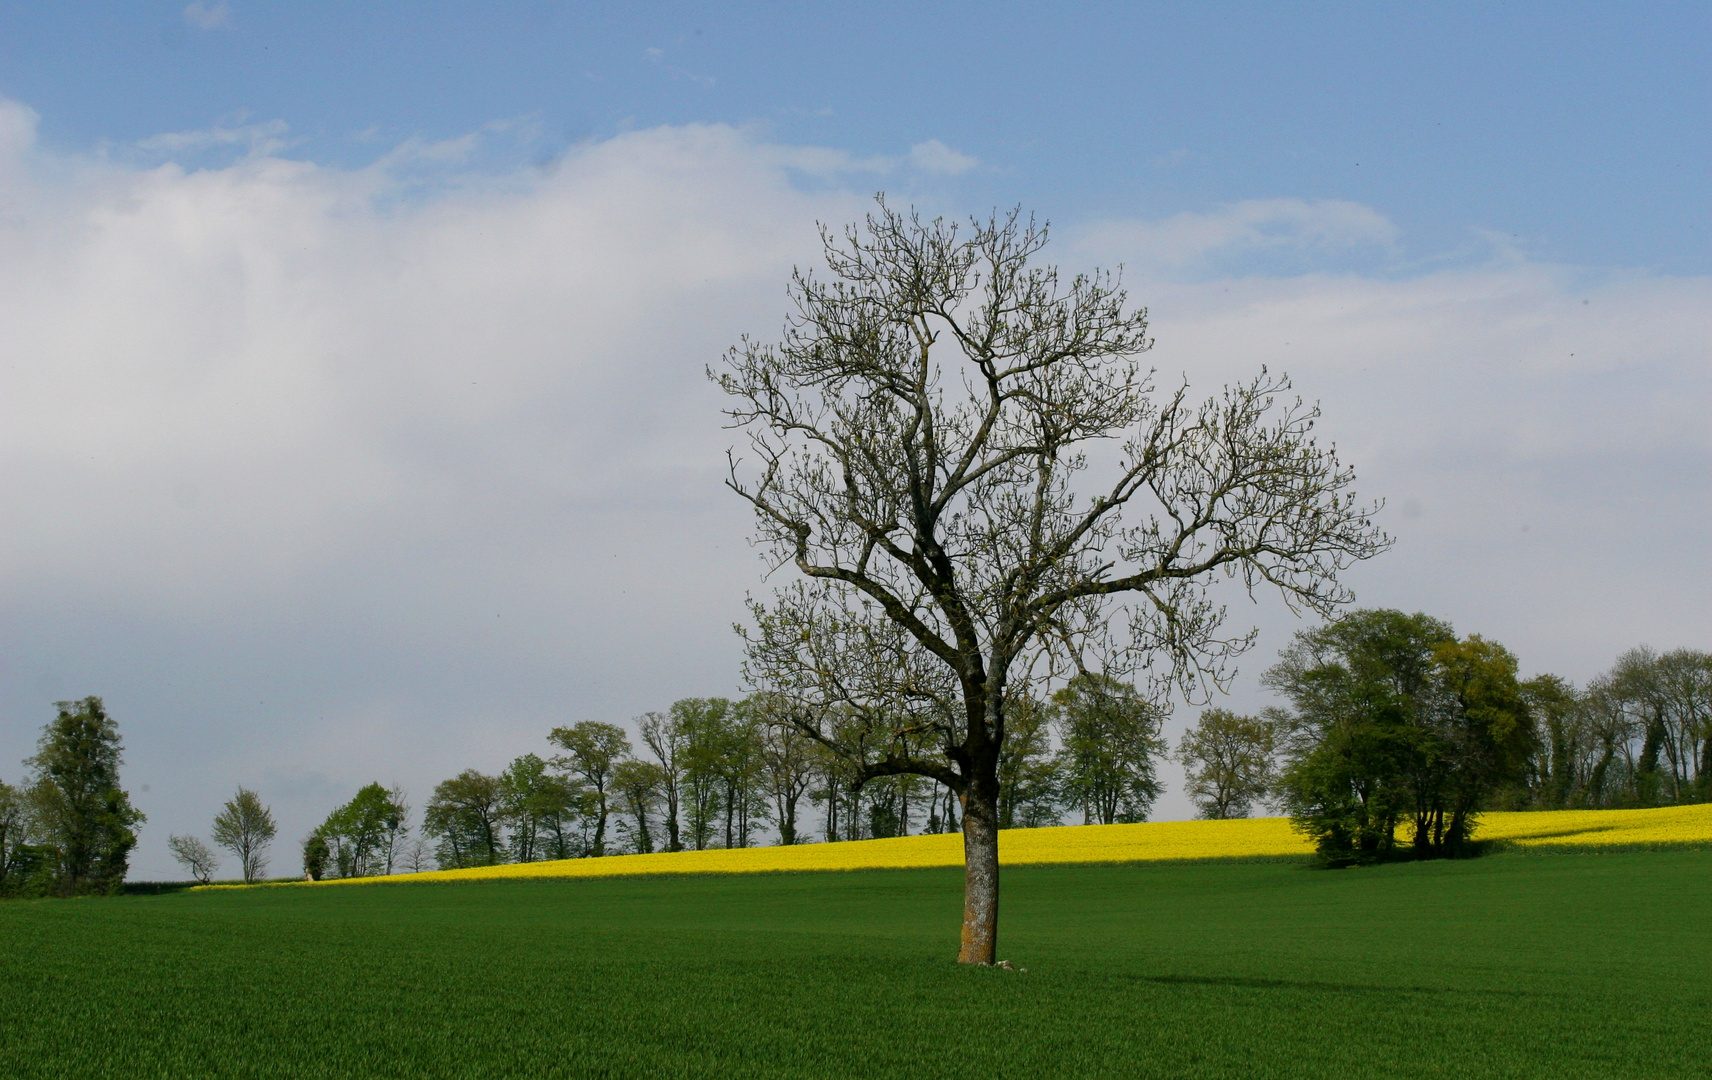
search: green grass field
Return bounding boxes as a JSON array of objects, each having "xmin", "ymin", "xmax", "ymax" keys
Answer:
[{"xmin": 3, "ymin": 852, "xmax": 1709, "ymax": 1079}]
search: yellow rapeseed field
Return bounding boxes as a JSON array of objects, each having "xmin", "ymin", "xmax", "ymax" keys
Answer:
[{"xmin": 237, "ymin": 802, "xmax": 1712, "ymax": 890}]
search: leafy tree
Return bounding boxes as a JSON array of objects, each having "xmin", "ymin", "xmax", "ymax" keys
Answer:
[
  {"xmin": 25, "ymin": 697, "xmax": 146, "ymax": 895},
  {"xmin": 721, "ymin": 199, "xmax": 1386, "ymax": 962},
  {"xmin": 713, "ymin": 703, "xmax": 770, "ymax": 849},
  {"xmin": 0, "ymin": 779, "xmax": 53, "ymax": 897},
  {"xmin": 611, "ymin": 759, "xmax": 664, "ymax": 854},
  {"xmin": 424, "ymin": 770, "xmax": 506, "ymax": 868},
  {"xmin": 1178, "ymin": 708, "xmax": 1276, "ymax": 819},
  {"xmin": 676, "ymin": 698, "xmax": 737, "ymax": 850},
  {"xmin": 1610, "ymin": 647, "xmax": 1712, "ymax": 805},
  {"xmin": 1268, "ymin": 611, "xmax": 1535, "ymax": 861},
  {"xmin": 301, "ymin": 832, "xmax": 329, "ymax": 881},
  {"xmin": 500, "ymin": 754, "xmax": 581, "ymax": 863},
  {"xmin": 1052, "ymin": 675, "xmax": 1164, "ymax": 825},
  {"xmin": 996, "ymin": 696, "xmax": 1059, "ymax": 829},
  {"xmin": 0, "ymin": 781, "xmax": 21, "ymax": 889},
  {"xmin": 1415, "ymin": 635, "xmax": 1534, "ymax": 855},
  {"xmin": 317, "ymin": 783, "xmax": 409, "ymax": 878},
  {"xmin": 548, "ymin": 722, "xmax": 630, "ymax": 857},
  {"xmin": 168, "ymin": 834, "xmax": 219, "ymax": 884},
  {"xmin": 1268, "ymin": 610, "xmax": 1452, "ymax": 861},
  {"xmin": 1520, "ymin": 674, "xmax": 1583, "ymax": 809},
  {"xmin": 210, "ymin": 787, "xmax": 277, "ymax": 884}
]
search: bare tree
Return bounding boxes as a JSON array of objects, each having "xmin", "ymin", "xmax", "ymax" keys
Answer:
[
  {"xmin": 168, "ymin": 834, "xmax": 219, "ymax": 884},
  {"xmin": 716, "ymin": 198, "xmax": 1387, "ymax": 963},
  {"xmin": 210, "ymin": 787, "xmax": 277, "ymax": 884},
  {"xmin": 1178, "ymin": 708, "xmax": 1276, "ymax": 819},
  {"xmin": 400, "ymin": 836, "xmax": 435, "ymax": 874}
]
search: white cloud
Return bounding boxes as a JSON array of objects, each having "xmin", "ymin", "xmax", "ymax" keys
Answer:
[
  {"xmin": 182, "ymin": 1, "xmax": 231, "ymax": 30},
  {"xmin": 136, "ymin": 116, "xmax": 290, "ymax": 159},
  {"xmin": 906, "ymin": 139, "xmax": 978, "ymax": 176},
  {"xmin": 1078, "ymin": 198, "xmax": 1400, "ymax": 275},
  {"xmin": 0, "ymin": 100, "xmax": 1704, "ymax": 855}
]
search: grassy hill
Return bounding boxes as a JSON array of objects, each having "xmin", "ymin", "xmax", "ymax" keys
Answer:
[{"xmin": 4, "ymin": 847, "xmax": 1710, "ymax": 1078}]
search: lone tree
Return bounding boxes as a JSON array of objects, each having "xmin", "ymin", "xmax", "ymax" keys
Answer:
[
  {"xmin": 716, "ymin": 199, "xmax": 1388, "ymax": 964},
  {"xmin": 210, "ymin": 787, "xmax": 277, "ymax": 884}
]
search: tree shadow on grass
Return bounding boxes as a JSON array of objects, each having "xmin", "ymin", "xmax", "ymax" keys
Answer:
[{"xmin": 1124, "ymin": 974, "xmax": 1536, "ymax": 998}]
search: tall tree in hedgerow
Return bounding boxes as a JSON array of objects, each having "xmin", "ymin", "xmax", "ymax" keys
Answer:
[
  {"xmin": 548, "ymin": 722, "xmax": 630, "ymax": 858},
  {"xmin": 25, "ymin": 697, "xmax": 146, "ymax": 895},
  {"xmin": 718, "ymin": 198, "xmax": 1388, "ymax": 963}
]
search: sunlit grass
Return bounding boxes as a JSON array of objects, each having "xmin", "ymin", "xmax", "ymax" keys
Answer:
[{"xmin": 11, "ymin": 852, "xmax": 1712, "ymax": 1078}]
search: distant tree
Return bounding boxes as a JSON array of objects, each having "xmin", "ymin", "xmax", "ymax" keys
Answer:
[
  {"xmin": 611, "ymin": 759, "xmax": 664, "ymax": 854},
  {"xmin": 712, "ymin": 703, "xmax": 770, "ymax": 849},
  {"xmin": 754, "ymin": 699, "xmax": 818, "ymax": 845},
  {"xmin": 548, "ymin": 722, "xmax": 630, "ymax": 857},
  {"xmin": 500, "ymin": 754, "xmax": 580, "ymax": 863},
  {"xmin": 1613, "ymin": 648, "xmax": 1712, "ymax": 804},
  {"xmin": 168, "ymin": 835, "xmax": 219, "ymax": 884},
  {"xmin": 25, "ymin": 697, "xmax": 146, "ymax": 895},
  {"xmin": 317, "ymin": 783, "xmax": 409, "ymax": 879},
  {"xmin": 997, "ymin": 697, "xmax": 1060, "ymax": 829},
  {"xmin": 1178, "ymin": 709, "xmax": 1276, "ymax": 819},
  {"xmin": 399, "ymin": 836, "xmax": 435, "ymax": 874},
  {"xmin": 0, "ymin": 779, "xmax": 52, "ymax": 896},
  {"xmin": 1269, "ymin": 611, "xmax": 1535, "ymax": 861},
  {"xmin": 1418, "ymin": 635, "xmax": 1534, "ymax": 854},
  {"xmin": 676, "ymin": 698, "xmax": 737, "ymax": 850},
  {"xmin": 1269, "ymin": 611, "xmax": 1452, "ymax": 862},
  {"xmin": 1655, "ymin": 649, "xmax": 1712, "ymax": 801},
  {"xmin": 924, "ymin": 779, "xmax": 960, "ymax": 835},
  {"xmin": 1053, "ymin": 675, "xmax": 1165, "ymax": 825},
  {"xmin": 1520, "ymin": 674, "xmax": 1583, "ymax": 809},
  {"xmin": 639, "ymin": 709, "xmax": 687, "ymax": 852},
  {"xmin": 0, "ymin": 781, "xmax": 20, "ymax": 888},
  {"xmin": 210, "ymin": 787, "xmax": 277, "ymax": 884},
  {"xmin": 301, "ymin": 832, "xmax": 329, "ymax": 881},
  {"xmin": 809, "ymin": 734, "xmax": 862, "ymax": 843},
  {"xmin": 424, "ymin": 770, "xmax": 506, "ymax": 868}
]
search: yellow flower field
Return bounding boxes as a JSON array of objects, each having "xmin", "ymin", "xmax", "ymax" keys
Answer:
[{"xmin": 223, "ymin": 802, "xmax": 1712, "ymax": 890}]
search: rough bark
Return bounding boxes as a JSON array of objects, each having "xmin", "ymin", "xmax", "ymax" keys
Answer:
[{"xmin": 958, "ymin": 784, "xmax": 1000, "ymax": 965}]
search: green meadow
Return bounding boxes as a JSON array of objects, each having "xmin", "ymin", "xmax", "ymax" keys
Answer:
[{"xmin": 3, "ymin": 851, "xmax": 1708, "ymax": 1079}]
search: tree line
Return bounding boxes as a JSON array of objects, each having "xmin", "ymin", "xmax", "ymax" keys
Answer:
[
  {"xmin": 4, "ymin": 618, "xmax": 1705, "ymax": 894},
  {"xmin": 292, "ymin": 681, "xmax": 1170, "ymax": 879}
]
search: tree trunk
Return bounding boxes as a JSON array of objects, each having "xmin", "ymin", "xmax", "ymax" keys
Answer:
[{"xmin": 958, "ymin": 785, "xmax": 999, "ymax": 965}]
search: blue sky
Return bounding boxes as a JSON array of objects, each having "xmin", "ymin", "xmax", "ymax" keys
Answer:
[
  {"xmin": 0, "ymin": 3, "xmax": 1706, "ymax": 873},
  {"xmin": 5, "ymin": 3, "xmax": 1707, "ymax": 270}
]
